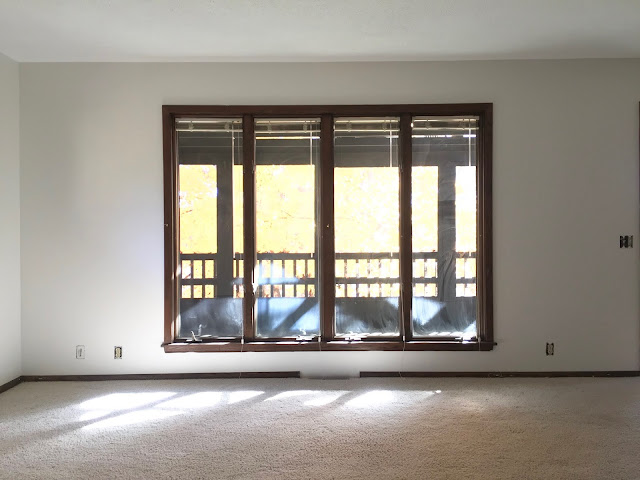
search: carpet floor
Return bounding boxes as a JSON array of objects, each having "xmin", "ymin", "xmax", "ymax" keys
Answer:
[{"xmin": 0, "ymin": 377, "xmax": 639, "ymax": 479}]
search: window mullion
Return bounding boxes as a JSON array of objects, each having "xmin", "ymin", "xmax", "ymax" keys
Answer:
[
  {"xmin": 320, "ymin": 114, "xmax": 335, "ymax": 341},
  {"xmin": 164, "ymin": 110, "xmax": 177, "ymax": 345},
  {"xmin": 399, "ymin": 114, "xmax": 413, "ymax": 341},
  {"xmin": 437, "ymin": 162, "xmax": 456, "ymax": 308},
  {"xmin": 216, "ymin": 158, "xmax": 234, "ymax": 298},
  {"xmin": 476, "ymin": 110, "xmax": 493, "ymax": 344},
  {"xmin": 242, "ymin": 114, "xmax": 256, "ymax": 341}
]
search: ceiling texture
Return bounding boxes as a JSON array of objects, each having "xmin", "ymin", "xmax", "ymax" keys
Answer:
[{"xmin": 0, "ymin": 0, "xmax": 639, "ymax": 62}]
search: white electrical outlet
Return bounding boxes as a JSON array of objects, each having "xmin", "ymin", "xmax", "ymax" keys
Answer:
[
  {"xmin": 76, "ymin": 345, "xmax": 85, "ymax": 359},
  {"xmin": 114, "ymin": 346, "xmax": 123, "ymax": 359}
]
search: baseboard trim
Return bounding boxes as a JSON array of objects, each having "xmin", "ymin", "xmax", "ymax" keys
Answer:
[
  {"xmin": 360, "ymin": 371, "xmax": 640, "ymax": 378},
  {"xmin": 20, "ymin": 371, "xmax": 301, "ymax": 382},
  {"xmin": 8, "ymin": 371, "xmax": 638, "ymax": 387},
  {"xmin": 0, "ymin": 376, "xmax": 23, "ymax": 395}
]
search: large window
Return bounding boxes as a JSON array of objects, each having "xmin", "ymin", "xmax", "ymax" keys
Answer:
[{"xmin": 163, "ymin": 105, "xmax": 493, "ymax": 352}]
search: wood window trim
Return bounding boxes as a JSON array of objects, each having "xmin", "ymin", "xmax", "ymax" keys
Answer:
[{"xmin": 163, "ymin": 103, "xmax": 494, "ymax": 353}]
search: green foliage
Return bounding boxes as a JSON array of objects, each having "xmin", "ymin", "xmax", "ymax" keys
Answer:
[{"xmin": 179, "ymin": 164, "xmax": 475, "ymax": 256}]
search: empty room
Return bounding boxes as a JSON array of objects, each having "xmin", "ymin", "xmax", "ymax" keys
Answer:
[{"xmin": 1, "ymin": 1, "xmax": 639, "ymax": 478}]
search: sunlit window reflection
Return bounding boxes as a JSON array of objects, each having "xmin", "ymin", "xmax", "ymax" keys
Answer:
[
  {"xmin": 76, "ymin": 387, "xmax": 443, "ymax": 430},
  {"xmin": 157, "ymin": 392, "xmax": 222, "ymax": 409},
  {"xmin": 79, "ymin": 410, "xmax": 112, "ymax": 422},
  {"xmin": 227, "ymin": 390, "xmax": 264, "ymax": 404},
  {"xmin": 84, "ymin": 409, "xmax": 183, "ymax": 430},
  {"xmin": 345, "ymin": 390, "xmax": 394, "ymax": 408},
  {"xmin": 303, "ymin": 392, "xmax": 345, "ymax": 406},
  {"xmin": 265, "ymin": 390, "xmax": 317, "ymax": 401},
  {"xmin": 79, "ymin": 392, "xmax": 176, "ymax": 411}
]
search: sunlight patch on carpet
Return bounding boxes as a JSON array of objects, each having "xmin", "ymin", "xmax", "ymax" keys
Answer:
[
  {"xmin": 265, "ymin": 390, "xmax": 317, "ymax": 401},
  {"xmin": 157, "ymin": 392, "xmax": 223, "ymax": 409},
  {"xmin": 79, "ymin": 392, "xmax": 176, "ymax": 411},
  {"xmin": 303, "ymin": 392, "xmax": 346, "ymax": 406},
  {"xmin": 84, "ymin": 409, "xmax": 183, "ymax": 429},
  {"xmin": 227, "ymin": 390, "xmax": 264, "ymax": 404},
  {"xmin": 345, "ymin": 390, "xmax": 395, "ymax": 408}
]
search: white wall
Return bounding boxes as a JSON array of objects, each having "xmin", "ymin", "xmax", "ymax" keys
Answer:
[
  {"xmin": 0, "ymin": 53, "xmax": 20, "ymax": 385},
  {"xmin": 19, "ymin": 60, "xmax": 640, "ymax": 376}
]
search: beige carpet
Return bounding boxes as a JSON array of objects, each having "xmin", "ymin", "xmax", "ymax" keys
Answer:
[{"xmin": 0, "ymin": 377, "xmax": 639, "ymax": 479}]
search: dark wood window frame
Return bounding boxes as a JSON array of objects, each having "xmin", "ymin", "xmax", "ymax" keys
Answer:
[{"xmin": 163, "ymin": 104, "xmax": 494, "ymax": 353}]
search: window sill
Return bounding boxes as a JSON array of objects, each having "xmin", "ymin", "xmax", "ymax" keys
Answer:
[{"xmin": 163, "ymin": 340, "xmax": 496, "ymax": 353}]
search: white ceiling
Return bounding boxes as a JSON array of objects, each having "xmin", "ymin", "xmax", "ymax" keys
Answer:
[{"xmin": 1, "ymin": 0, "xmax": 640, "ymax": 62}]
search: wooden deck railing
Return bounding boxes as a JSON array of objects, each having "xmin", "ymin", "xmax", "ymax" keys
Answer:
[{"xmin": 180, "ymin": 251, "xmax": 476, "ymax": 299}]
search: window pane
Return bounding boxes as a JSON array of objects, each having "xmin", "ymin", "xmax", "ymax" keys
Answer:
[
  {"xmin": 177, "ymin": 119, "xmax": 243, "ymax": 338},
  {"xmin": 254, "ymin": 119, "xmax": 320, "ymax": 338},
  {"xmin": 412, "ymin": 117, "xmax": 477, "ymax": 339},
  {"xmin": 334, "ymin": 118, "xmax": 400, "ymax": 337},
  {"xmin": 456, "ymin": 166, "xmax": 476, "ymax": 252}
]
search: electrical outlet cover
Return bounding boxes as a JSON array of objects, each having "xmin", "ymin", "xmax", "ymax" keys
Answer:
[
  {"xmin": 76, "ymin": 345, "xmax": 85, "ymax": 359},
  {"xmin": 546, "ymin": 342, "xmax": 554, "ymax": 355}
]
